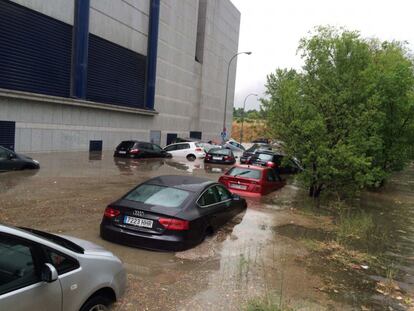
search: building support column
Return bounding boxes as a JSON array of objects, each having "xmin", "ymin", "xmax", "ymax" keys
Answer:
[
  {"xmin": 71, "ymin": 0, "xmax": 90, "ymax": 99},
  {"xmin": 146, "ymin": 0, "xmax": 160, "ymax": 110}
]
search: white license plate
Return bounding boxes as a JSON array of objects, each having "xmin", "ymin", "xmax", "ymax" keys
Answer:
[
  {"xmin": 230, "ymin": 183, "xmax": 247, "ymax": 190},
  {"xmin": 124, "ymin": 216, "xmax": 153, "ymax": 228},
  {"xmin": 213, "ymin": 156, "xmax": 222, "ymax": 160},
  {"xmin": 118, "ymin": 151, "xmax": 126, "ymax": 154}
]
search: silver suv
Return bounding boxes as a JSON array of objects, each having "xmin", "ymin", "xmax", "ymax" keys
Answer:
[{"xmin": 0, "ymin": 224, "xmax": 126, "ymax": 311}]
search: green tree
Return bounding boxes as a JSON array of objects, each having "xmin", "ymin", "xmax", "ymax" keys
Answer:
[
  {"xmin": 368, "ymin": 41, "xmax": 414, "ymax": 174},
  {"xmin": 262, "ymin": 26, "xmax": 414, "ymax": 199}
]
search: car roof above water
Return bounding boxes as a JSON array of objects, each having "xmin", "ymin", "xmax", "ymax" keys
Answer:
[{"xmin": 145, "ymin": 175, "xmax": 214, "ymax": 192}]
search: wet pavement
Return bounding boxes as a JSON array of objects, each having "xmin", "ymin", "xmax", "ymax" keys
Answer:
[{"xmin": 0, "ymin": 151, "xmax": 412, "ymax": 310}]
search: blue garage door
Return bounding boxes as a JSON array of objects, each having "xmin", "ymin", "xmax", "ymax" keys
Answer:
[
  {"xmin": 0, "ymin": 121, "xmax": 16, "ymax": 151},
  {"xmin": 87, "ymin": 34, "xmax": 147, "ymax": 109},
  {"xmin": 190, "ymin": 131, "xmax": 202, "ymax": 140},
  {"xmin": 0, "ymin": 1, "xmax": 72, "ymax": 97},
  {"xmin": 166, "ymin": 133, "xmax": 177, "ymax": 146}
]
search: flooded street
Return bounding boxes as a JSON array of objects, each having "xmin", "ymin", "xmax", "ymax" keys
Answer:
[{"xmin": 0, "ymin": 152, "xmax": 413, "ymax": 310}]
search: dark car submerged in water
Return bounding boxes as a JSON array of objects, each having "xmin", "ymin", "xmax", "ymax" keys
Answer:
[
  {"xmin": 100, "ymin": 175, "xmax": 247, "ymax": 251},
  {"xmin": 204, "ymin": 148, "xmax": 236, "ymax": 165},
  {"xmin": 114, "ymin": 141, "xmax": 171, "ymax": 159},
  {"xmin": 0, "ymin": 146, "xmax": 40, "ymax": 171}
]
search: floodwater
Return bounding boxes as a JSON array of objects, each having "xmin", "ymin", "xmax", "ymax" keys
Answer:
[{"xmin": 0, "ymin": 151, "xmax": 412, "ymax": 310}]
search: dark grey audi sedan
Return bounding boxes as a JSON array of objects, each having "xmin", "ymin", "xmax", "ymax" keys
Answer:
[{"xmin": 100, "ymin": 175, "xmax": 247, "ymax": 251}]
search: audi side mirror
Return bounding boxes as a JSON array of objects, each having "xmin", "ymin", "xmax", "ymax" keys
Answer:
[{"xmin": 41, "ymin": 263, "xmax": 58, "ymax": 283}]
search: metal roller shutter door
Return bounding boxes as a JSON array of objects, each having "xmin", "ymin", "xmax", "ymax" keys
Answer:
[
  {"xmin": 87, "ymin": 34, "xmax": 147, "ymax": 109},
  {"xmin": 0, "ymin": 1, "xmax": 72, "ymax": 98},
  {"xmin": 0, "ymin": 121, "xmax": 16, "ymax": 150}
]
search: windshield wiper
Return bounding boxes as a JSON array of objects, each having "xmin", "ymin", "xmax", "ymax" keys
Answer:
[{"xmin": 234, "ymin": 171, "xmax": 251, "ymax": 177}]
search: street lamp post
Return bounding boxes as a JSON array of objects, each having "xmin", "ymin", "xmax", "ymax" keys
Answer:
[
  {"xmin": 240, "ymin": 93, "xmax": 258, "ymax": 144},
  {"xmin": 222, "ymin": 51, "xmax": 252, "ymax": 142}
]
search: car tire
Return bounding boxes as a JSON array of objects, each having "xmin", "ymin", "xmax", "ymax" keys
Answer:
[
  {"xmin": 80, "ymin": 295, "xmax": 112, "ymax": 311},
  {"xmin": 186, "ymin": 154, "xmax": 196, "ymax": 161}
]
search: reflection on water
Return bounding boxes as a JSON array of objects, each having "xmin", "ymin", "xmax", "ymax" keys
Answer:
[
  {"xmin": 164, "ymin": 159, "xmax": 203, "ymax": 173},
  {"xmin": 204, "ymin": 163, "xmax": 231, "ymax": 174},
  {"xmin": 0, "ymin": 170, "xmax": 39, "ymax": 193},
  {"xmin": 113, "ymin": 157, "xmax": 165, "ymax": 174},
  {"xmin": 89, "ymin": 151, "xmax": 103, "ymax": 161}
]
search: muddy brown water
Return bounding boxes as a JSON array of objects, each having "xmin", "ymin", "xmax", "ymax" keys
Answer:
[{"xmin": 0, "ymin": 151, "xmax": 412, "ymax": 310}]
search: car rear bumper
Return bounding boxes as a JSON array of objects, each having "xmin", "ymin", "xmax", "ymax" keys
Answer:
[
  {"xmin": 227, "ymin": 188, "xmax": 262, "ymax": 197},
  {"xmin": 239, "ymin": 157, "xmax": 250, "ymax": 164},
  {"xmin": 114, "ymin": 152, "xmax": 137, "ymax": 158},
  {"xmin": 100, "ymin": 223, "xmax": 190, "ymax": 252}
]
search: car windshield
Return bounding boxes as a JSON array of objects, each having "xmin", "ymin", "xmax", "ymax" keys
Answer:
[
  {"xmin": 125, "ymin": 184, "xmax": 190, "ymax": 208},
  {"xmin": 257, "ymin": 153, "xmax": 273, "ymax": 161},
  {"xmin": 227, "ymin": 167, "xmax": 261, "ymax": 179},
  {"xmin": 209, "ymin": 148, "xmax": 230, "ymax": 155},
  {"xmin": 19, "ymin": 227, "xmax": 84, "ymax": 254}
]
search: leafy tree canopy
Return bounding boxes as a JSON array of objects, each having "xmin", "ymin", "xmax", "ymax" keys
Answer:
[{"xmin": 262, "ymin": 26, "xmax": 414, "ymax": 199}]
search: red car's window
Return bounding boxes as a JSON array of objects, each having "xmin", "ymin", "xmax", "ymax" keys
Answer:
[
  {"xmin": 227, "ymin": 167, "xmax": 261, "ymax": 179},
  {"xmin": 266, "ymin": 169, "xmax": 277, "ymax": 182}
]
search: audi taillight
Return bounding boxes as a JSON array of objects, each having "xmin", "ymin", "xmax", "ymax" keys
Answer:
[
  {"xmin": 104, "ymin": 207, "xmax": 120, "ymax": 218},
  {"xmin": 159, "ymin": 218, "xmax": 189, "ymax": 230}
]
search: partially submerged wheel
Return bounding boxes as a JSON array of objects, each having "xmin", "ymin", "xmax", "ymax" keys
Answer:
[
  {"xmin": 80, "ymin": 296, "xmax": 112, "ymax": 311},
  {"xmin": 187, "ymin": 154, "xmax": 196, "ymax": 161}
]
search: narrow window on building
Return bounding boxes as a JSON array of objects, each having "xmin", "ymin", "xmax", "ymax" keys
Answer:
[{"xmin": 195, "ymin": 0, "xmax": 207, "ymax": 63}]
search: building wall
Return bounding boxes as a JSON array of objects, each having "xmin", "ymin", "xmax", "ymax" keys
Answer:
[
  {"xmin": 0, "ymin": 0, "xmax": 240, "ymax": 152},
  {"xmin": 89, "ymin": 0, "xmax": 149, "ymax": 55},
  {"xmin": 10, "ymin": 0, "xmax": 74, "ymax": 24},
  {"xmin": 199, "ymin": 0, "xmax": 241, "ymax": 139}
]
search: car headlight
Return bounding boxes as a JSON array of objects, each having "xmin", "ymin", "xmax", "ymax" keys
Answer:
[{"xmin": 33, "ymin": 160, "xmax": 39, "ymax": 164}]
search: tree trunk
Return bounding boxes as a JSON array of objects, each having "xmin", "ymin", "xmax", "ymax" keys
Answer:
[
  {"xmin": 309, "ymin": 185, "xmax": 315, "ymax": 197},
  {"xmin": 308, "ymin": 184, "xmax": 323, "ymax": 200}
]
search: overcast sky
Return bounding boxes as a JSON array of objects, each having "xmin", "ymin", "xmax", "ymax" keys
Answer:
[{"xmin": 231, "ymin": 0, "xmax": 414, "ymax": 110}]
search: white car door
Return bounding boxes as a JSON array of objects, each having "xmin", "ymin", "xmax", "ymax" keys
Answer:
[
  {"xmin": 164, "ymin": 144, "xmax": 179, "ymax": 157},
  {"xmin": 0, "ymin": 234, "xmax": 62, "ymax": 311},
  {"xmin": 176, "ymin": 143, "xmax": 191, "ymax": 157}
]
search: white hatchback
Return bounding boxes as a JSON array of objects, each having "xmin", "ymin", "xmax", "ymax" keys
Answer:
[{"xmin": 164, "ymin": 142, "xmax": 206, "ymax": 161}]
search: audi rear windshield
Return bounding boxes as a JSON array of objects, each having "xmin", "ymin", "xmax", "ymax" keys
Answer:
[{"xmin": 125, "ymin": 184, "xmax": 190, "ymax": 208}]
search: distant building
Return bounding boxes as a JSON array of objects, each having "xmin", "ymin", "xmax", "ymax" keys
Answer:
[{"xmin": 0, "ymin": 0, "xmax": 240, "ymax": 152}]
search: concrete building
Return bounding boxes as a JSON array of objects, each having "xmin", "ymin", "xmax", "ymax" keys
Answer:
[{"xmin": 0, "ymin": 0, "xmax": 240, "ymax": 152}]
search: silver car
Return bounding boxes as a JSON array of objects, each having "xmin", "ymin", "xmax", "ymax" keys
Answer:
[
  {"xmin": 223, "ymin": 140, "xmax": 246, "ymax": 152},
  {"xmin": 0, "ymin": 224, "xmax": 126, "ymax": 311}
]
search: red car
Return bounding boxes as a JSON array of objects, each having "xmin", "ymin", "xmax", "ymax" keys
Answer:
[{"xmin": 218, "ymin": 165, "xmax": 285, "ymax": 197}]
